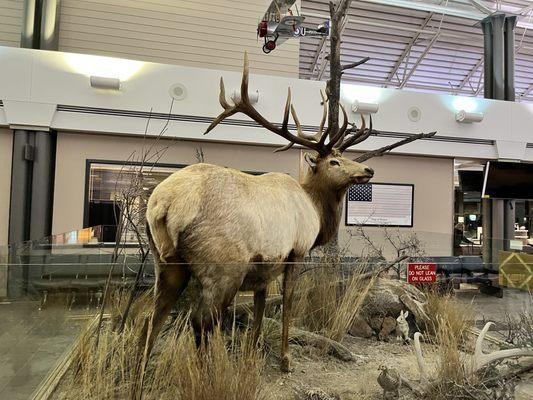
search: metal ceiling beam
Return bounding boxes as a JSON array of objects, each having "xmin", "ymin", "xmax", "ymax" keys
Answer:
[
  {"xmin": 309, "ymin": 36, "xmax": 327, "ymax": 72},
  {"xmin": 519, "ymin": 82, "xmax": 533, "ymax": 99},
  {"xmin": 384, "ymin": 12, "xmax": 434, "ymax": 86},
  {"xmin": 458, "ymin": 56, "xmax": 484, "ymax": 90},
  {"xmin": 399, "ymin": 33, "xmax": 441, "ymax": 88},
  {"xmin": 358, "ymin": 0, "xmax": 486, "ymax": 20},
  {"xmin": 302, "ymin": 11, "xmax": 482, "ymax": 42},
  {"xmin": 467, "ymin": 0, "xmax": 492, "ymax": 15}
]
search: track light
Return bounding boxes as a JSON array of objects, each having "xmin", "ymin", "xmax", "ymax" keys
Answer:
[
  {"xmin": 455, "ymin": 110, "xmax": 483, "ymax": 123},
  {"xmin": 351, "ymin": 100, "xmax": 379, "ymax": 114},
  {"xmin": 231, "ymin": 89, "xmax": 259, "ymax": 104},
  {"xmin": 90, "ymin": 76, "xmax": 121, "ymax": 90}
]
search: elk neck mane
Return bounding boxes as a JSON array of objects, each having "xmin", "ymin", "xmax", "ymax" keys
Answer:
[{"xmin": 300, "ymin": 169, "xmax": 346, "ymax": 248}]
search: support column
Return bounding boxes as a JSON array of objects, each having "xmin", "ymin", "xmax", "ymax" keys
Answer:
[
  {"xmin": 8, "ymin": 130, "xmax": 33, "ymax": 245},
  {"xmin": 482, "ymin": 198, "xmax": 492, "ymax": 266},
  {"xmin": 503, "ymin": 200, "xmax": 515, "ymax": 251},
  {"xmin": 491, "ymin": 14, "xmax": 506, "ymax": 100},
  {"xmin": 21, "ymin": 0, "xmax": 61, "ymax": 50},
  {"xmin": 21, "ymin": 0, "xmax": 41, "ymax": 48},
  {"xmin": 8, "ymin": 130, "xmax": 56, "ymax": 298},
  {"xmin": 504, "ymin": 16, "xmax": 517, "ymax": 102},
  {"xmin": 491, "ymin": 200, "xmax": 505, "ymax": 269},
  {"xmin": 8, "ymin": 130, "xmax": 34, "ymax": 297},
  {"xmin": 481, "ymin": 19, "xmax": 493, "ymax": 99},
  {"xmin": 40, "ymin": 0, "xmax": 61, "ymax": 50},
  {"xmin": 30, "ymin": 131, "xmax": 55, "ymax": 241},
  {"xmin": 480, "ymin": 14, "xmax": 516, "ymax": 269}
]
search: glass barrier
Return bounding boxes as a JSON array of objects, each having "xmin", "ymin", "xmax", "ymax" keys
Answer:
[{"xmin": 0, "ymin": 228, "xmax": 531, "ymax": 399}]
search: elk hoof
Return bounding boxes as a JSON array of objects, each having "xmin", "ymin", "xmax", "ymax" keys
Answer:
[{"xmin": 280, "ymin": 355, "xmax": 293, "ymax": 373}]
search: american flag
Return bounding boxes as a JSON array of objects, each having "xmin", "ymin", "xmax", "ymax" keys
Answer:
[
  {"xmin": 348, "ymin": 184, "xmax": 373, "ymax": 202},
  {"xmin": 346, "ymin": 183, "xmax": 414, "ymax": 226}
]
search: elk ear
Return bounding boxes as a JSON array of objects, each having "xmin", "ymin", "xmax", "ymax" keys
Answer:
[
  {"xmin": 304, "ymin": 153, "xmax": 318, "ymax": 170},
  {"xmin": 404, "ymin": 311, "xmax": 409, "ymax": 318}
]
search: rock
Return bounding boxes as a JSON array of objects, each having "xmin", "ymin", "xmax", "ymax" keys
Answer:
[
  {"xmin": 369, "ymin": 316, "xmax": 384, "ymax": 331},
  {"xmin": 514, "ymin": 381, "xmax": 533, "ymax": 400},
  {"xmin": 358, "ymin": 278, "xmax": 428, "ymax": 336},
  {"xmin": 379, "ymin": 316, "xmax": 397, "ymax": 341},
  {"xmin": 349, "ymin": 314, "xmax": 374, "ymax": 338}
]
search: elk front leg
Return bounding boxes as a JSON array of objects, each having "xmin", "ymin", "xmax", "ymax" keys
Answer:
[
  {"xmin": 280, "ymin": 260, "xmax": 301, "ymax": 372},
  {"xmin": 252, "ymin": 288, "xmax": 267, "ymax": 345}
]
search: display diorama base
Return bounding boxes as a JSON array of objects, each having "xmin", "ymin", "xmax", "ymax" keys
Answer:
[{"xmin": 32, "ymin": 275, "xmax": 533, "ymax": 400}]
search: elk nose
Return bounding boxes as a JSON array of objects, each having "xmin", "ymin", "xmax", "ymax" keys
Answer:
[{"xmin": 364, "ymin": 167, "xmax": 374, "ymax": 176}]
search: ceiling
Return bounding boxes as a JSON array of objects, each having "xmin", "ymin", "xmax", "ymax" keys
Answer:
[{"xmin": 299, "ymin": 0, "xmax": 533, "ymax": 101}]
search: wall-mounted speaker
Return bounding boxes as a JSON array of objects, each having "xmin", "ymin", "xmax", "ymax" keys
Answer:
[{"xmin": 407, "ymin": 106, "xmax": 421, "ymax": 122}]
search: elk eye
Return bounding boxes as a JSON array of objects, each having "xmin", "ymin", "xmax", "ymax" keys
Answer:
[{"xmin": 329, "ymin": 159, "xmax": 340, "ymax": 166}]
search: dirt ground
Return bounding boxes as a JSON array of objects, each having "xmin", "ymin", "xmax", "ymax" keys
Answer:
[{"xmin": 262, "ymin": 336, "xmax": 431, "ymax": 400}]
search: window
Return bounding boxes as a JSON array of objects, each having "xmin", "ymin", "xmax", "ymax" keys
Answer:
[{"xmin": 84, "ymin": 161, "xmax": 184, "ymax": 241}]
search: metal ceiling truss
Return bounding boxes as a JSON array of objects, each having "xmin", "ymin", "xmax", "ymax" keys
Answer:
[
  {"xmin": 300, "ymin": 1, "xmax": 533, "ymax": 101},
  {"xmin": 384, "ymin": 13, "xmax": 435, "ymax": 87}
]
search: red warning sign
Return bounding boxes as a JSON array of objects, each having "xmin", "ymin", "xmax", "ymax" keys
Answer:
[{"xmin": 407, "ymin": 263, "xmax": 437, "ymax": 284}]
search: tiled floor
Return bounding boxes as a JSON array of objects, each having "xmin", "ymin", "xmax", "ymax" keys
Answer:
[
  {"xmin": 457, "ymin": 286, "xmax": 532, "ymax": 321},
  {"xmin": 0, "ymin": 301, "xmax": 90, "ymax": 400}
]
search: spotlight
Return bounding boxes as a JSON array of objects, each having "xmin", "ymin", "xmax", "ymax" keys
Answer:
[
  {"xmin": 90, "ymin": 76, "xmax": 121, "ymax": 90},
  {"xmin": 351, "ymin": 100, "xmax": 379, "ymax": 114},
  {"xmin": 231, "ymin": 89, "xmax": 259, "ymax": 104},
  {"xmin": 455, "ymin": 110, "xmax": 483, "ymax": 123}
]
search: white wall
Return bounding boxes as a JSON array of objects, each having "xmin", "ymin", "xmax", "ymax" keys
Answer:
[
  {"xmin": 59, "ymin": 0, "xmax": 299, "ymax": 77},
  {"xmin": 0, "ymin": 0, "xmax": 22, "ymax": 48},
  {"xmin": 0, "ymin": 47, "xmax": 531, "ymax": 163}
]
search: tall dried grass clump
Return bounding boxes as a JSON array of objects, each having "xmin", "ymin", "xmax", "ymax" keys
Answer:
[
  {"xmin": 423, "ymin": 290, "xmax": 477, "ymax": 398},
  {"xmin": 293, "ymin": 260, "xmax": 376, "ymax": 342},
  {"xmin": 61, "ymin": 290, "xmax": 266, "ymax": 400}
]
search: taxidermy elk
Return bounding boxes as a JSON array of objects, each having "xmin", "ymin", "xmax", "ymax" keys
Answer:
[{"xmin": 139, "ymin": 53, "xmax": 435, "ymax": 373}]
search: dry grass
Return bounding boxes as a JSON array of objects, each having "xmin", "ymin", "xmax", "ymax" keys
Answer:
[
  {"xmin": 293, "ymin": 261, "xmax": 376, "ymax": 342},
  {"xmin": 60, "ymin": 289, "xmax": 266, "ymax": 400},
  {"xmin": 423, "ymin": 290, "xmax": 479, "ymax": 399}
]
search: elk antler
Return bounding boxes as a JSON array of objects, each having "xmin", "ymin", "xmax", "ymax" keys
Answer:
[
  {"xmin": 334, "ymin": 115, "xmax": 371, "ymax": 153},
  {"xmin": 402, "ymin": 323, "xmax": 533, "ymax": 396},
  {"xmin": 205, "ymin": 52, "xmax": 339, "ymax": 156},
  {"xmin": 205, "ymin": 52, "xmax": 436, "ymax": 159},
  {"xmin": 355, "ymin": 131, "xmax": 437, "ymax": 163}
]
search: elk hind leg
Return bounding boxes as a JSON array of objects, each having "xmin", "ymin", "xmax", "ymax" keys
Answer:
[
  {"xmin": 280, "ymin": 255, "xmax": 302, "ymax": 372},
  {"xmin": 134, "ymin": 265, "xmax": 190, "ymax": 400},
  {"xmin": 192, "ymin": 280, "xmax": 243, "ymax": 346},
  {"xmin": 252, "ymin": 288, "xmax": 267, "ymax": 345}
]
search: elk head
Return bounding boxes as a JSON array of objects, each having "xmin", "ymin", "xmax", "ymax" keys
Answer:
[
  {"xmin": 205, "ymin": 52, "xmax": 436, "ymax": 181},
  {"xmin": 303, "ymin": 149, "xmax": 374, "ymax": 191}
]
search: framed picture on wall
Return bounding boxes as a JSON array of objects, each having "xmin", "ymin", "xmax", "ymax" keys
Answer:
[{"xmin": 345, "ymin": 183, "xmax": 414, "ymax": 227}]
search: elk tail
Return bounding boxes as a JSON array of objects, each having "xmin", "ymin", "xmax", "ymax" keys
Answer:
[{"xmin": 146, "ymin": 212, "xmax": 175, "ymax": 263}]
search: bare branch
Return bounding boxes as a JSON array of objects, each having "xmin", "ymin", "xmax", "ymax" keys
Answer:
[
  {"xmin": 341, "ymin": 57, "xmax": 370, "ymax": 72},
  {"xmin": 355, "ymin": 131, "xmax": 437, "ymax": 163}
]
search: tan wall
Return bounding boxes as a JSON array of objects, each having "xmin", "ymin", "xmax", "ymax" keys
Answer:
[
  {"xmin": 0, "ymin": 0, "xmax": 23, "ymax": 47},
  {"xmin": 59, "ymin": 0, "xmax": 299, "ymax": 77},
  {"xmin": 53, "ymin": 132, "xmax": 454, "ymax": 256},
  {"xmin": 52, "ymin": 132, "xmax": 301, "ymax": 234},
  {"xmin": 0, "ymin": 128, "xmax": 12, "ymax": 298},
  {"xmin": 339, "ymin": 152, "xmax": 454, "ymax": 257},
  {"xmin": 0, "ymin": 128, "xmax": 12, "ymax": 245}
]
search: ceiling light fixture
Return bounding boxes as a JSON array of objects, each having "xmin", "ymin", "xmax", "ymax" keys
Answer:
[
  {"xmin": 90, "ymin": 76, "xmax": 121, "ymax": 90},
  {"xmin": 351, "ymin": 100, "xmax": 379, "ymax": 114},
  {"xmin": 231, "ymin": 89, "xmax": 259, "ymax": 104},
  {"xmin": 455, "ymin": 110, "xmax": 484, "ymax": 123}
]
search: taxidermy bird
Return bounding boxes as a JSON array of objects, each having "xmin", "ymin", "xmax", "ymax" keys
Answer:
[{"xmin": 377, "ymin": 365, "xmax": 401, "ymax": 399}]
